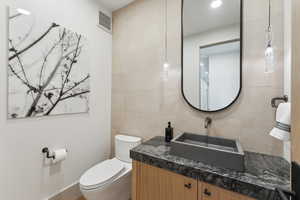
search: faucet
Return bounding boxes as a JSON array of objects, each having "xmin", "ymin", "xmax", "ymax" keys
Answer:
[
  {"xmin": 204, "ymin": 117, "xmax": 212, "ymax": 146},
  {"xmin": 204, "ymin": 117, "xmax": 212, "ymax": 129}
]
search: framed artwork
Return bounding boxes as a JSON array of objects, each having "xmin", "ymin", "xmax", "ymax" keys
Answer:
[{"xmin": 8, "ymin": 7, "xmax": 90, "ymax": 119}]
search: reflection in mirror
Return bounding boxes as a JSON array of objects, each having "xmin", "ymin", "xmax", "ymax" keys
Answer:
[{"xmin": 182, "ymin": 0, "xmax": 242, "ymax": 112}]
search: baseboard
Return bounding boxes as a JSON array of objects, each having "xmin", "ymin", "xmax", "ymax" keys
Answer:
[{"xmin": 48, "ymin": 182, "xmax": 82, "ymax": 200}]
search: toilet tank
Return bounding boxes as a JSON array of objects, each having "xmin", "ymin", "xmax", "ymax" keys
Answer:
[{"xmin": 115, "ymin": 135, "xmax": 142, "ymax": 163}]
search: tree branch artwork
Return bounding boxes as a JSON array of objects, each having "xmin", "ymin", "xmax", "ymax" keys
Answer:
[{"xmin": 8, "ymin": 8, "xmax": 90, "ymax": 119}]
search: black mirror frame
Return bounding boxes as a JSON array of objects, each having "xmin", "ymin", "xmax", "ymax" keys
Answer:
[{"xmin": 181, "ymin": 0, "xmax": 243, "ymax": 113}]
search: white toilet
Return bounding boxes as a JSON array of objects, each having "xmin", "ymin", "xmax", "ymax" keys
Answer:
[{"xmin": 80, "ymin": 135, "xmax": 141, "ymax": 200}]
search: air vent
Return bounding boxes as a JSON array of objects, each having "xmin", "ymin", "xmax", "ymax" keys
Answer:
[{"xmin": 98, "ymin": 11, "xmax": 112, "ymax": 34}]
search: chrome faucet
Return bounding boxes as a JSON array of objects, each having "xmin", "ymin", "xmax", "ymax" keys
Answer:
[{"xmin": 204, "ymin": 117, "xmax": 212, "ymax": 129}]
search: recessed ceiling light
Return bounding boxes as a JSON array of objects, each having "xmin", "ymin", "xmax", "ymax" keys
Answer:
[
  {"xmin": 211, "ymin": 0, "xmax": 223, "ymax": 9},
  {"xmin": 16, "ymin": 8, "xmax": 31, "ymax": 15}
]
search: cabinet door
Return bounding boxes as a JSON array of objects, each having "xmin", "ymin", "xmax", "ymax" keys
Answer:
[{"xmin": 133, "ymin": 161, "xmax": 198, "ymax": 200}]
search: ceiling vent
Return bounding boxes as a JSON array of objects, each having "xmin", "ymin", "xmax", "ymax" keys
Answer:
[{"xmin": 98, "ymin": 10, "xmax": 112, "ymax": 34}]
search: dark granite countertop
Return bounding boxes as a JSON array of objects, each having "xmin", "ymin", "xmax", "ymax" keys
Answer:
[{"xmin": 130, "ymin": 136, "xmax": 290, "ymax": 200}]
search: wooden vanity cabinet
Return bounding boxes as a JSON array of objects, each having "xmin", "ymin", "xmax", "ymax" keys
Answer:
[
  {"xmin": 132, "ymin": 161, "xmax": 256, "ymax": 200},
  {"xmin": 132, "ymin": 161, "xmax": 198, "ymax": 200}
]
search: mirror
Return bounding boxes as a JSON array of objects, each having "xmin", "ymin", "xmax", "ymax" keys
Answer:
[{"xmin": 182, "ymin": 0, "xmax": 242, "ymax": 112}]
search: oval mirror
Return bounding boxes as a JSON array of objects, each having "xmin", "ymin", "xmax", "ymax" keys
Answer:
[{"xmin": 182, "ymin": 0, "xmax": 243, "ymax": 112}]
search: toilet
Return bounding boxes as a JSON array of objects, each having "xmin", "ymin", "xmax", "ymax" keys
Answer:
[{"xmin": 79, "ymin": 135, "xmax": 141, "ymax": 200}]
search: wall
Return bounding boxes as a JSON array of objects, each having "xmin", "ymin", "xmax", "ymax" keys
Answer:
[
  {"xmin": 112, "ymin": 0, "xmax": 284, "ymax": 156},
  {"xmin": 183, "ymin": 25, "xmax": 239, "ymax": 107},
  {"xmin": 0, "ymin": 0, "xmax": 112, "ymax": 200},
  {"xmin": 284, "ymin": 0, "xmax": 292, "ymax": 99},
  {"xmin": 283, "ymin": 0, "xmax": 292, "ymax": 162},
  {"xmin": 292, "ymin": 0, "xmax": 300, "ymax": 163}
]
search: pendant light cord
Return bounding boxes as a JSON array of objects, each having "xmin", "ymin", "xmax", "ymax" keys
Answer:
[
  {"xmin": 266, "ymin": 0, "xmax": 272, "ymax": 47},
  {"xmin": 164, "ymin": 0, "xmax": 168, "ymax": 62},
  {"xmin": 268, "ymin": 0, "xmax": 271, "ymax": 32}
]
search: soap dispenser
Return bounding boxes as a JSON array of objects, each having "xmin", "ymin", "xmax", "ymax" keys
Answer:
[{"xmin": 165, "ymin": 122, "xmax": 174, "ymax": 142}]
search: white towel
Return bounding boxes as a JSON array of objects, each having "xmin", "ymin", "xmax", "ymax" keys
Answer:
[{"xmin": 269, "ymin": 102, "xmax": 291, "ymax": 141}]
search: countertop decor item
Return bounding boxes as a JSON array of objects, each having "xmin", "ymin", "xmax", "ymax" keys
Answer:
[
  {"xmin": 165, "ymin": 122, "xmax": 173, "ymax": 142},
  {"xmin": 130, "ymin": 136, "xmax": 290, "ymax": 200}
]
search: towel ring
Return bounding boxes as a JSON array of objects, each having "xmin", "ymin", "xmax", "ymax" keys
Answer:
[{"xmin": 271, "ymin": 95, "xmax": 288, "ymax": 108}]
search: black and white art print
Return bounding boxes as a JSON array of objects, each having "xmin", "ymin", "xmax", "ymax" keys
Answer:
[{"xmin": 8, "ymin": 7, "xmax": 90, "ymax": 119}]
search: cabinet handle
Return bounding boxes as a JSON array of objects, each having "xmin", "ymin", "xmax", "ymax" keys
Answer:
[
  {"xmin": 204, "ymin": 188, "xmax": 212, "ymax": 196},
  {"xmin": 184, "ymin": 183, "xmax": 192, "ymax": 189}
]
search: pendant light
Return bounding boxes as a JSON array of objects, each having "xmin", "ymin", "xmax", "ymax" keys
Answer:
[
  {"xmin": 16, "ymin": 8, "xmax": 31, "ymax": 15},
  {"xmin": 211, "ymin": 0, "xmax": 223, "ymax": 9},
  {"xmin": 265, "ymin": 0, "xmax": 275, "ymax": 73},
  {"xmin": 162, "ymin": 0, "xmax": 170, "ymax": 81},
  {"xmin": 9, "ymin": 8, "xmax": 31, "ymax": 20}
]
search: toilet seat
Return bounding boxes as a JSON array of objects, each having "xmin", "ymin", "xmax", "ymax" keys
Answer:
[{"xmin": 80, "ymin": 158, "xmax": 125, "ymax": 190}]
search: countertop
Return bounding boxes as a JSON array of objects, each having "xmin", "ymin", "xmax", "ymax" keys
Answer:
[{"xmin": 130, "ymin": 136, "xmax": 290, "ymax": 200}]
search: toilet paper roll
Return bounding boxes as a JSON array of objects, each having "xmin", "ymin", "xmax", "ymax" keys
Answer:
[{"xmin": 52, "ymin": 149, "xmax": 67, "ymax": 164}]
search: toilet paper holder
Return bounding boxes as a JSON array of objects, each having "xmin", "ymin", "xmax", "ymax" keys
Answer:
[{"xmin": 42, "ymin": 147, "xmax": 55, "ymax": 160}]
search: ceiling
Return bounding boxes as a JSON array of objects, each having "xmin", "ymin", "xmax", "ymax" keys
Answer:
[
  {"xmin": 98, "ymin": 0, "xmax": 135, "ymax": 11},
  {"xmin": 183, "ymin": 0, "xmax": 240, "ymax": 37}
]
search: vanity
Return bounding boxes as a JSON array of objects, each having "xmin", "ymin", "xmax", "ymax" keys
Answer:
[{"xmin": 130, "ymin": 137, "xmax": 290, "ymax": 200}]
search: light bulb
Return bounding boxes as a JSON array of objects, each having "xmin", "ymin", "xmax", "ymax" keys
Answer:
[
  {"xmin": 162, "ymin": 61, "xmax": 170, "ymax": 81},
  {"xmin": 17, "ymin": 8, "xmax": 31, "ymax": 15},
  {"xmin": 265, "ymin": 44, "xmax": 275, "ymax": 73},
  {"xmin": 265, "ymin": 45, "xmax": 274, "ymax": 56},
  {"xmin": 163, "ymin": 62, "xmax": 170, "ymax": 71},
  {"xmin": 211, "ymin": 0, "xmax": 223, "ymax": 9}
]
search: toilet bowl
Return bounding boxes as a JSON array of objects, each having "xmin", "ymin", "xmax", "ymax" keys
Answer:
[{"xmin": 80, "ymin": 135, "xmax": 141, "ymax": 200}]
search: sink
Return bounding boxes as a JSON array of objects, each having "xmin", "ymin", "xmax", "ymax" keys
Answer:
[{"xmin": 170, "ymin": 133, "xmax": 245, "ymax": 171}]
